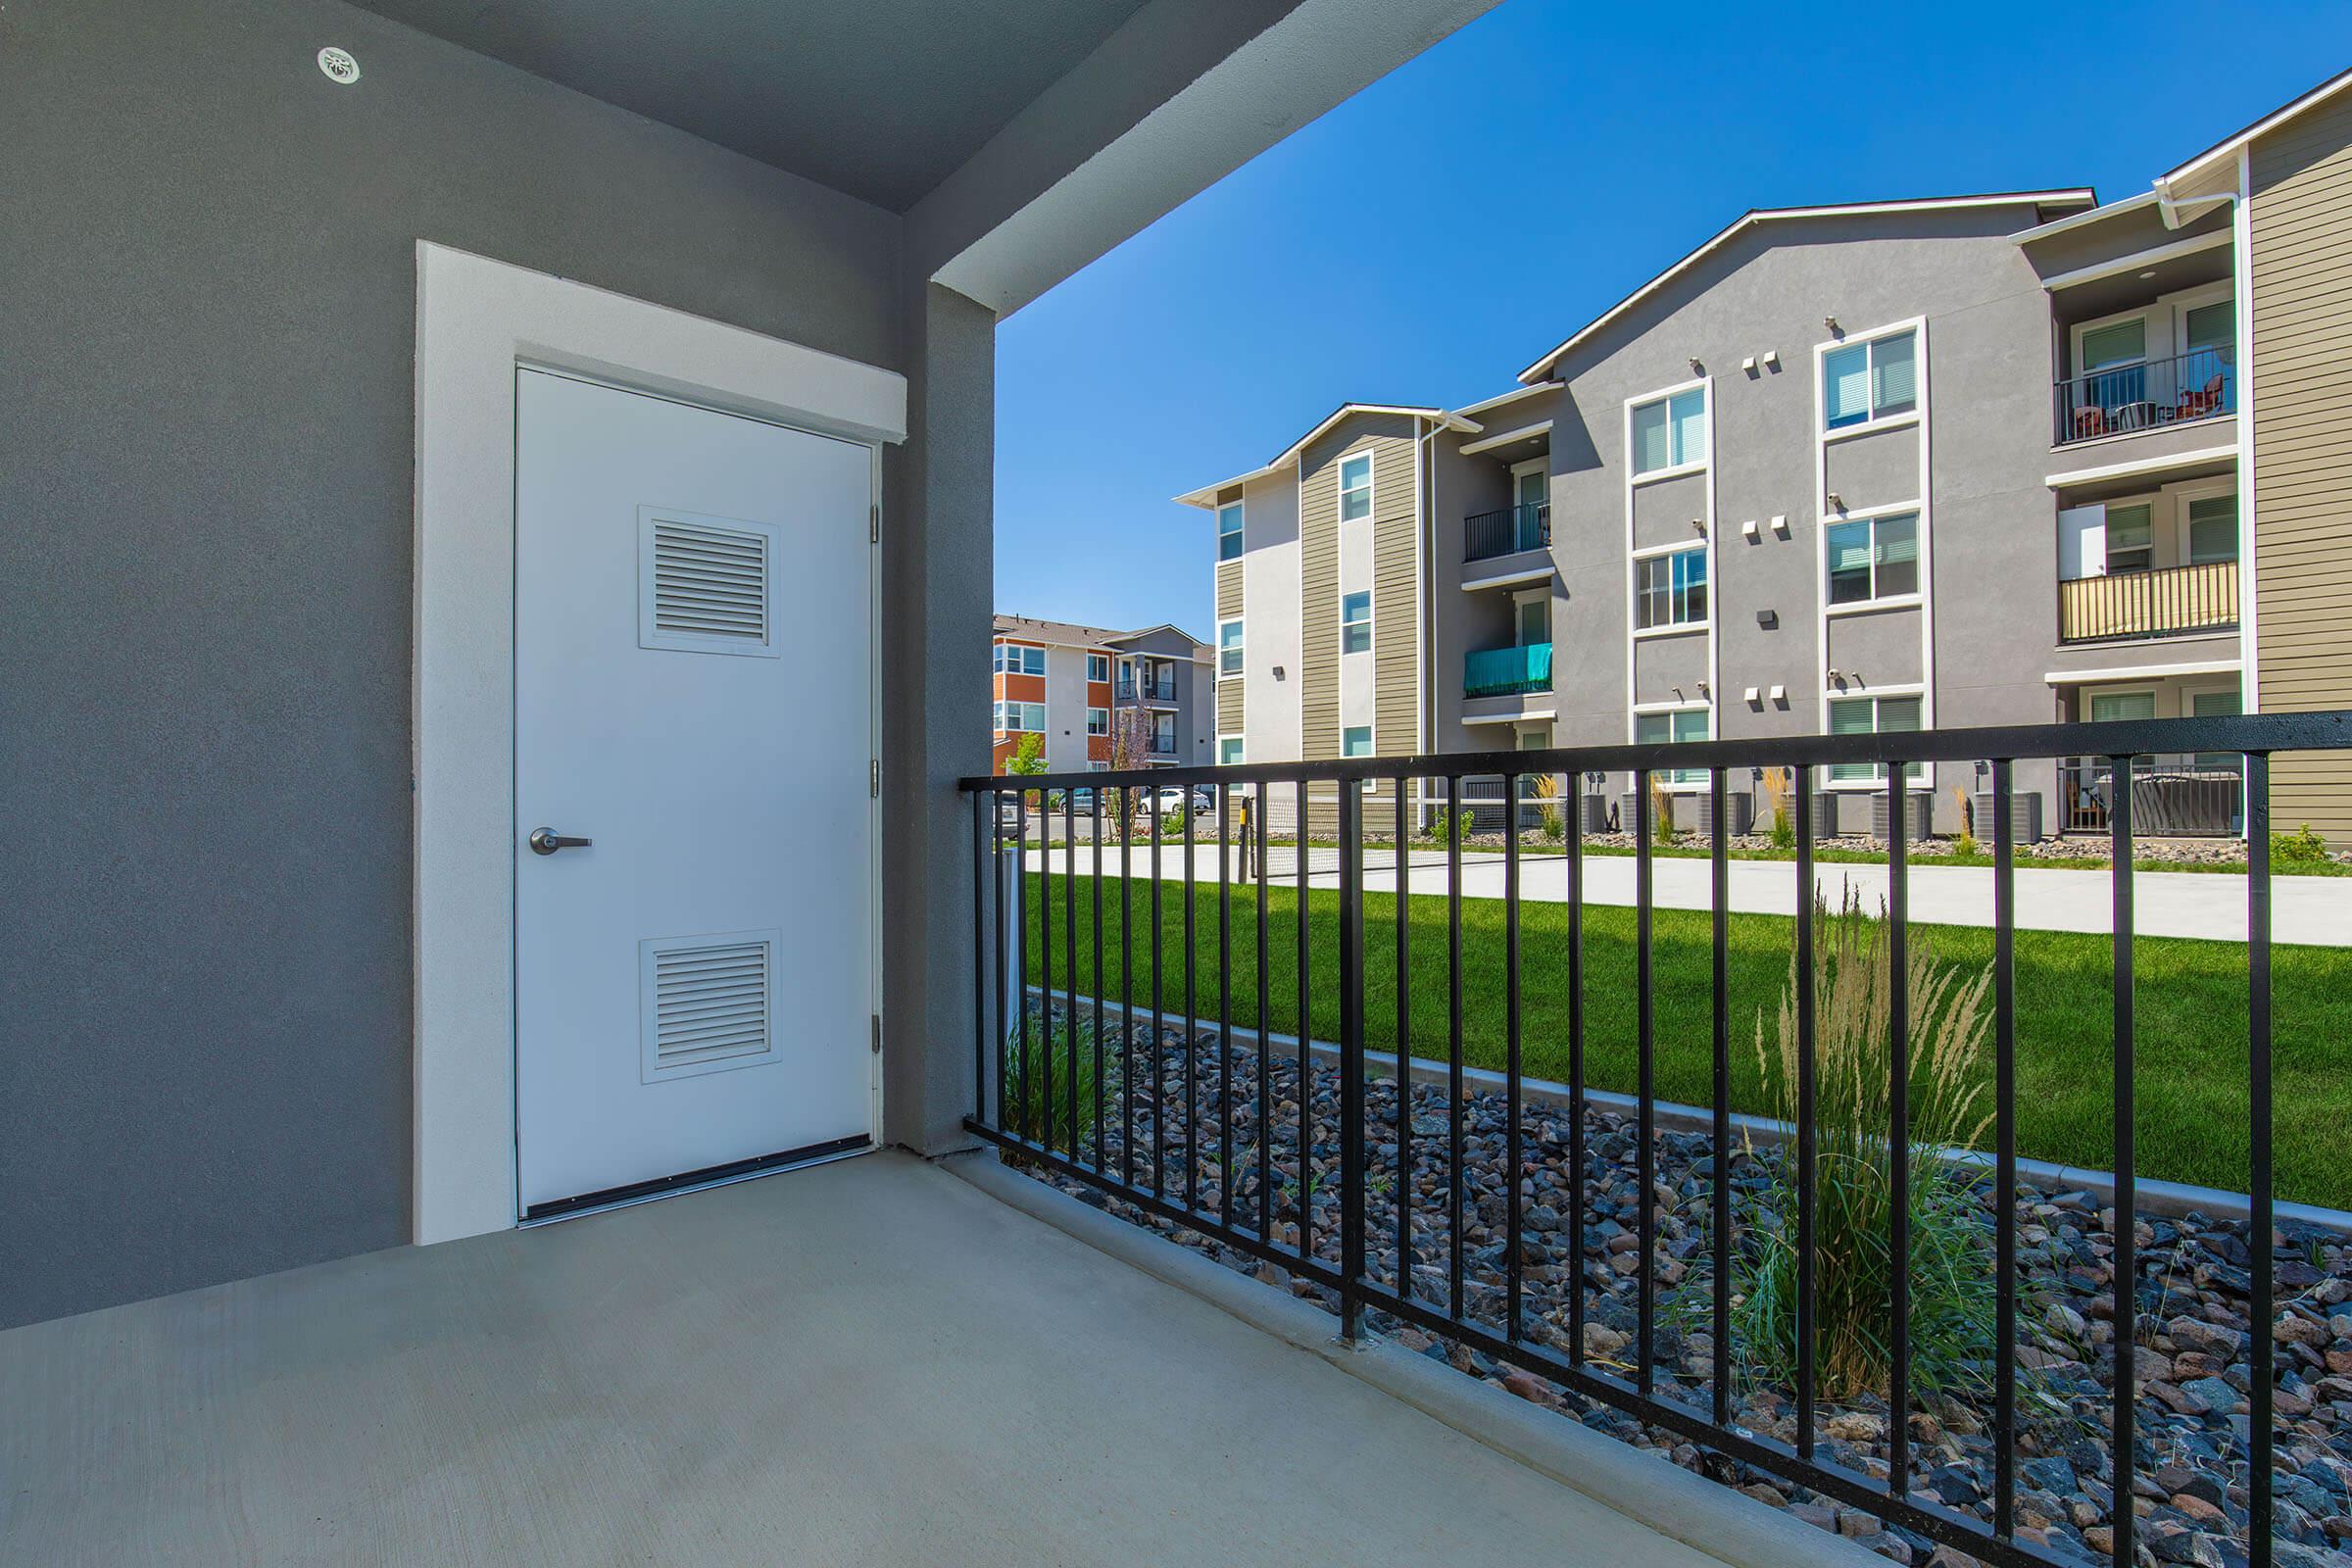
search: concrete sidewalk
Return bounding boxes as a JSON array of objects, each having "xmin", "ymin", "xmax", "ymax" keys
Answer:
[{"xmin": 1024, "ymin": 844, "xmax": 2352, "ymax": 946}]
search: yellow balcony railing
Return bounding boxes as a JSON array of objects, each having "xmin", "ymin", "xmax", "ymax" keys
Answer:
[{"xmin": 2057, "ymin": 560, "xmax": 2237, "ymax": 645}]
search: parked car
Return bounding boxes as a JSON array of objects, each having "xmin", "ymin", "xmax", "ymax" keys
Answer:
[{"xmin": 1150, "ymin": 784, "xmax": 1216, "ymax": 818}]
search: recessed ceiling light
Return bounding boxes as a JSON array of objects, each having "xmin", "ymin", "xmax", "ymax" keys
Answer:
[{"xmin": 2139, "ymin": 270, "xmax": 2157, "ymax": 279}]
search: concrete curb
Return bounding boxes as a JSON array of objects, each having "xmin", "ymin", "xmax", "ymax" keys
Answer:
[
  {"xmin": 943, "ymin": 1148, "xmax": 1885, "ymax": 1568},
  {"xmin": 1022, "ymin": 986, "xmax": 2352, "ymax": 1237}
]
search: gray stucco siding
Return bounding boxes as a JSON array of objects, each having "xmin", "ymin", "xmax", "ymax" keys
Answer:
[
  {"xmin": 2, "ymin": 0, "xmax": 904, "ymax": 1329},
  {"xmin": 1823, "ymin": 428, "xmax": 1922, "ymax": 513}
]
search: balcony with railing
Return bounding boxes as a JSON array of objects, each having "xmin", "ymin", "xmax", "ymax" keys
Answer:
[
  {"xmin": 1463, "ymin": 641, "xmax": 1551, "ymax": 697},
  {"xmin": 964, "ymin": 709, "xmax": 2342, "ymax": 1568},
  {"xmin": 2057, "ymin": 560, "xmax": 2238, "ymax": 644},
  {"xmin": 2054, "ymin": 345, "xmax": 2234, "ymax": 446},
  {"xmin": 1464, "ymin": 501, "xmax": 1550, "ymax": 563},
  {"xmin": 1118, "ymin": 674, "xmax": 1179, "ymax": 704}
]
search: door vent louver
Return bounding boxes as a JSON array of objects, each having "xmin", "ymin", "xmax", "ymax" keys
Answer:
[
  {"xmin": 638, "ymin": 509, "xmax": 781, "ymax": 657},
  {"xmin": 641, "ymin": 934, "xmax": 780, "ymax": 1080}
]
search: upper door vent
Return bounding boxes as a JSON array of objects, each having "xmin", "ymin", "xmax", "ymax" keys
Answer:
[{"xmin": 639, "ymin": 507, "xmax": 784, "ymax": 658}]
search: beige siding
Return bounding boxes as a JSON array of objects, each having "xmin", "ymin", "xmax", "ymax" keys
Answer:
[
  {"xmin": 1298, "ymin": 440, "xmax": 1341, "ymax": 762},
  {"xmin": 1214, "ymin": 548, "xmax": 1244, "ymax": 733},
  {"xmin": 1371, "ymin": 428, "xmax": 1421, "ymax": 760},
  {"xmin": 2252, "ymin": 96, "xmax": 2352, "ymax": 840}
]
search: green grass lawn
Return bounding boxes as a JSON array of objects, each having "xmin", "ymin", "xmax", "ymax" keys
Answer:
[{"xmin": 1020, "ymin": 872, "xmax": 2351, "ymax": 1207}]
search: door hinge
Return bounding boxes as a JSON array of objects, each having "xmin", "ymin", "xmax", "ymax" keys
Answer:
[
  {"xmin": 869, "ymin": 503, "xmax": 880, "ymax": 544},
  {"xmin": 870, "ymin": 758, "xmax": 881, "ymax": 798},
  {"xmin": 870, "ymin": 1013, "xmax": 882, "ymax": 1054}
]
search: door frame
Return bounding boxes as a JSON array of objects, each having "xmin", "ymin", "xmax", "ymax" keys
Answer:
[{"xmin": 413, "ymin": 242, "xmax": 906, "ymax": 1246}]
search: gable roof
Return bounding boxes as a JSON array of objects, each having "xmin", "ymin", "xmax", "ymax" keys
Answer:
[
  {"xmin": 2157, "ymin": 66, "xmax": 2352, "ymax": 197},
  {"xmin": 1513, "ymin": 190, "xmax": 2097, "ymax": 385},
  {"xmin": 994, "ymin": 613, "xmax": 1209, "ymax": 660},
  {"xmin": 1173, "ymin": 402, "xmax": 1468, "ymax": 508}
]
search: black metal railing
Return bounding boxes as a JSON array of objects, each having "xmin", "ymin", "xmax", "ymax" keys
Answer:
[
  {"xmin": 2055, "ymin": 344, "xmax": 2235, "ymax": 445},
  {"xmin": 1465, "ymin": 501, "xmax": 1551, "ymax": 563},
  {"xmin": 962, "ymin": 711, "xmax": 2348, "ymax": 1568},
  {"xmin": 2061, "ymin": 752, "xmax": 2245, "ymax": 835},
  {"xmin": 1118, "ymin": 677, "xmax": 1179, "ymax": 704},
  {"xmin": 2058, "ymin": 560, "xmax": 2238, "ymax": 644}
]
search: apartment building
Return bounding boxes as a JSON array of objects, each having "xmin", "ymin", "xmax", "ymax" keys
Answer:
[
  {"xmin": 1182, "ymin": 69, "xmax": 2352, "ymax": 840},
  {"xmin": 991, "ymin": 614, "xmax": 1216, "ymax": 773}
]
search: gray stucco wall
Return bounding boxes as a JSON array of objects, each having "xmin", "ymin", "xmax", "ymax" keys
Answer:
[
  {"xmin": 0, "ymin": 0, "xmax": 905, "ymax": 1328},
  {"xmin": 1432, "ymin": 207, "xmax": 2072, "ymax": 828}
]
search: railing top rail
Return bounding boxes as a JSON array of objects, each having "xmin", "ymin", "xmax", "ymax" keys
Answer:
[{"xmin": 957, "ymin": 710, "xmax": 2352, "ymax": 792}]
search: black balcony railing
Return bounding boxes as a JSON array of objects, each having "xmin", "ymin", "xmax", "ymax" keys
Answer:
[
  {"xmin": 2060, "ymin": 752, "xmax": 2245, "ymax": 836},
  {"xmin": 964, "ymin": 710, "xmax": 2351, "ymax": 1568},
  {"xmin": 2055, "ymin": 344, "xmax": 2234, "ymax": 445},
  {"xmin": 2058, "ymin": 560, "xmax": 2238, "ymax": 644},
  {"xmin": 1118, "ymin": 678, "xmax": 1178, "ymax": 704},
  {"xmin": 1464, "ymin": 501, "xmax": 1551, "ymax": 563}
]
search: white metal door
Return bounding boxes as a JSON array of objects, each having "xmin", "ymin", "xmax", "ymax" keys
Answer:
[{"xmin": 514, "ymin": 368, "xmax": 874, "ymax": 1215}]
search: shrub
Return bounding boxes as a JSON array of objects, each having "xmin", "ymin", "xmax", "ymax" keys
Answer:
[
  {"xmin": 1650, "ymin": 776, "xmax": 1679, "ymax": 846},
  {"xmin": 2276, "ymin": 823, "xmax": 2331, "ymax": 864},
  {"xmin": 1533, "ymin": 773, "xmax": 1565, "ymax": 841},
  {"xmin": 1948, "ymin": 786, "xmax": 1979, "ymax": 858},
  {"xmin": 1729, "ymin": 890, "xmax": 1999, "ymax": 1403},
  {"xmin": 1425, "ymin": 806, "xmax": 1475, "ymax": 844},
  {"xmin": 1001, "ymin": 1013, "xmax": 1107, "ymax": 1161}
]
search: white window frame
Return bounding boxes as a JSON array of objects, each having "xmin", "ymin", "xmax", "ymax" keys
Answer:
[
  {"xmin": 1631, "ymin": 701, "xmax": 1710, "ymax": 790},
  {"xmin": 1340, "ymin": 590, "xmax": 1373, "ymax": 657},
  {"xmin": 2176, "ymin": 478, "xmax": 2240, "ymax": 565},
  {"xmin": 1341, "ymin": 723, "xmax": 1374, "ymax": 759},
  {"xmin": 1626, "ymin": 380, "xmax": 1708, "ymax": 480},
  {"xmin": 1086, "ymin": 707, "xmax": 1108, "ymax": 736},
  {"xmin": 1632, "ymin": 543, "xmax": 1708, "ymax": 634},
  {"xmin": 1086, "ymin": 652, "xmax": 1109, "ymax": 683},
  {"xmin": 1822, "ymin": 505, "xmax": 1924, "ymax": 613},
  {"xmin": 1819, "ymin": 323, "xmax": 1921, "ymax": 437},
  {"xmin": 1217, "ymin": 616, "xmax": 1245, "ymax": 679},
  {"xmin": 1338, "ymin": 451, "xmax": 1375, "ymax": 523},
  {"xmin": 1824, "ymin": 688, "xmax": 1927, "ymax": 789},
  {"xmin": 1217, "ymin": 735, "xmax": 1245, "ymax": 766},
  {"xmin": 1217, "ymin": 499, "xmax": 1246, "ymax": 561}
]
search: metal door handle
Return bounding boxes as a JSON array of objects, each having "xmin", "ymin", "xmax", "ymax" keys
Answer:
[{"xmin": 528, "ymin": 827, "xmax": 594, "ymax": 856}]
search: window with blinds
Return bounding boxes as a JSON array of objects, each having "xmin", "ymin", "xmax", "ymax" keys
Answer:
[
  {"xmin": 1630, "ymin": 387, "xmax": 1706, "ymax": 474},
  {"xmin": 1828, "ymin": 694, "xmax": 1924, "ymax": 783},
  {"xmin": 2186, "ymin": 493, "xmax": 2238, "ymax": 564},
  {"xmin": 1824, "ymin": 329, "xmax": 1918, "ymax": 429},
  {"xmin": 2106, "ymin": 503, "xmax": 2154, "ymax": 573},
  {"xmin": 1635, "ymin": 547, "xmax": 1707, "ymax": 629},
  {"xmin": 1825, "ymin": 513, "xmax": 1920, "ymax": 605},
  {"xmin": 2080, "ymin": 318, "xmax": 2146, "ymax": 370},
  {"xmin": 1634, "ymin": 708, "xmax": 1709, "ymax": 784}
]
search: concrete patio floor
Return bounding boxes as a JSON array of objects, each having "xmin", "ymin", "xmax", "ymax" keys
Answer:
[{"xmin": 0, "ymin": 1151, "xmax": 1730, "ymax": 1568}]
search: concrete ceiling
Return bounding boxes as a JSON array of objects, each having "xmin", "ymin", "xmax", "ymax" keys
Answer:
[{"xmin": 350, "ymin": 0, "xmax": 1154, "ymax": 212}]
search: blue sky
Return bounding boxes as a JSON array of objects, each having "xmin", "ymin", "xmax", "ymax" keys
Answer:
[{"xmin": 994, "ymin": 0, "xmax": 2346, "ymax": 640}]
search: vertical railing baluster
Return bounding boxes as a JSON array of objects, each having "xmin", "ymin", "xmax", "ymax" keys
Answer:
[
  {"xmin": 1018, "ymin": 791, "xmax": 1033, "ymax": 1147},
  {"xmin": 995, "ymin": 788, "xmax": 1009, "ymax": 1137},
  {"xmin": 1120, "ymin": 786, "xmax": 1136, "ymax": 1189},
  {"xmin": 1093, "ymin": 787, "xmax": 1105, "ymax": 1173},
  {"xmin": 2111, "ymin": 754, "xmax": 2137, "ymax": 1568},
  {"xmin": 1635, "ymin": 769, "xmax": 1656, "ymax": 1396},
  {"xmin": 1256, "ymin": 782, "xmax": 1272, "ymax": 1243},
  {"xmin": 1339, "ymin": 775, "xmax": 1366, "ymax": 1342},
  {"xmin": 1298, "ymin": 779, "xmax": 1312, "ymax": 1266},
  {"xmin": 1396, "ymin": 775, "xmax": 1413, "ymax": 1302},
  {"xmin": 1993, "ymin": 760, "xmax": 2019, "ymax": 1541},
  {"xmin": 1185, "ymin": 783, "xmax": 1199, "ymax": 1212},
  {"xmin": 1567, "ymin": 771, "xmax": 1587, "ymax": 1367},
  {"xmin": 974, "ymin": 791, "xmax": 988, "ymax": 1123},
  {"xmin": 1795, "ymin": 765, "xmax": 1817, "ymax": 1459},
  {"xmin": 1710, "ymin": 765, "xmax": 1731, "ymax": 1424},
  {"xmin": 1151, "ymin": 788, "xmax": 1165, "ymax": 1198},
  {"xmin": 1888, "ymin": 766, "xmax": 1913, "ymax": 1502},
  {"xmin": 1446, "ymin": 775, "xmax": 1466, "ymax": 1321},
  {"xmin": 1505, "ymin": 770, "xmax": 1524, "ymax": 1343},
  {"xmin": 1040, "ymin": 786, "xmax": 1055, "ymax": 1152},
  {"xmin": 1065, "ymin": 787, "xmax": 1079, "ymax": 1158},
  {"xmin": 1218, "ymin": 783, "xmax": 1234, "ymax": 1230},
  {"xmin": 2249, "ymin": 751, "xmax": 2274, "ymax": 1568}
]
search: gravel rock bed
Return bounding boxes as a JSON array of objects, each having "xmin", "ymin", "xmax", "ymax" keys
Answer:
[{"xmin": 1010, "ymin": 1009, "xmax": 2352, "ymax": 1567}]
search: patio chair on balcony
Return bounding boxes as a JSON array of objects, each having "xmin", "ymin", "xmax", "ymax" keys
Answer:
[{"xmin": 2177, "ymin": 372, "xmax": 2227, "ymax": 422}]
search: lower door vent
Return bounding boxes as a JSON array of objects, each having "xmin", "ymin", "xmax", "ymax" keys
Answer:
[{"xmin": 640, "ymin": 931, "xmax": 782, "ymax": 1081}]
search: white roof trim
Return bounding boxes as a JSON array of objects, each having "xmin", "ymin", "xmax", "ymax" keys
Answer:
[
  {"xmin": 1453, "ymin": 380, "xmax": 1559, "ymax": 417},
  {"xmin": 2044, "ymin": 656, "xmax": 2241, "ymax": 686},
  {"xmin": 1515, "ymin": 191, "xmax": 2095, "ymax": 384},
  {"xmin": 2044, "ymin": 443, "xmax": 2238, "ymax": 489},
  {"xmin": 1174, "ymin": 403, "xmax": 1467, "ymax": 508},
  {"xmin": 1458, "ymin": 419, "xmax": 1553, "ymax": 457},
  {"xmin": 2158, "ymin": 68, "xmax": 2352, "ymax": 189},
  {"xmin": 2011, "ymin": 191, "xmax": 2160, "ymax": 242}
]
